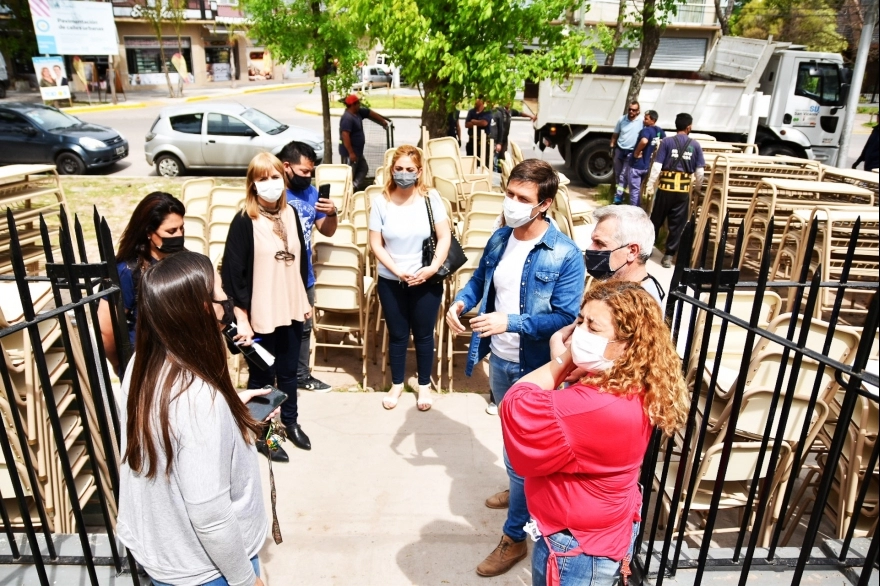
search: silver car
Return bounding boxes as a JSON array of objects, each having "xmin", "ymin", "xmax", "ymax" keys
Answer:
[{"xmin": 144, "ymin": 102, "xmax": 324, "ymax": 177}]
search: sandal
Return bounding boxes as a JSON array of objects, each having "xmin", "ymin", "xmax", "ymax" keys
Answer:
[
  {"xmin": 383, "ymin": 384, "xmax": 404, "ymax": 410},
  {"xmin": 417, "ymin": 384, "xmax": 433, "ymax": 412}
]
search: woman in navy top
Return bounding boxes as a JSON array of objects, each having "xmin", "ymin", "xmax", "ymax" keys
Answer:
[{"xmin": 98, "ymin": 191, "xmax": 186, "ymax": 373}]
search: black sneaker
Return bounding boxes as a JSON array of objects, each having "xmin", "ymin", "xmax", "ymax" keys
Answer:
[{"xmin": 298, "ymin": 375, "xmax": 331, "ymax": 393}]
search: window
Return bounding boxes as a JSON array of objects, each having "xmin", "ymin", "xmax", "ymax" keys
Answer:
[
  {"xmin": 170, "ymin": 113, "xmax": 203, "ymax": 134},
  {"xmin": 125, "ymin": 38, "xmax": 193, "ymax": 75},
  {"xmin": 207, "ymin": 113, "xmax": 255, "ymax": 137},
  {"xmin": 0, "ymin": 111, "xmax": 34, "ymax": 133},
  {"xmin": 795, "ymin": 63, "xmax": 841, "ymax": 106}
]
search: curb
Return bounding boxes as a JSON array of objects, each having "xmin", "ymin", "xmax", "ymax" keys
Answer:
[
  {"xmin": 242, "ymin": 81, "xmax": 316, "ymax": 95},
  {"xmin": 63, "ymin": 101, "xmax": 151, "ymax": 114},
  {"xmin": 294, "ymin": 102, "xmax": 424, "ymax": 119}
]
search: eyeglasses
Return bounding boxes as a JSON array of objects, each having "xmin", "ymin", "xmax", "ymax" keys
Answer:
[{"xmin": 274, "ymin": 250, "xmax": 296, "ymax": 264}]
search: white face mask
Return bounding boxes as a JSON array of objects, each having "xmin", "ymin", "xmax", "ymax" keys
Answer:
[
  {"xmin": 503, "ymin": 197, "xmax": 542, "ymax": 228},
  {"xmin": 570, "ymin": 326, "xmax": 616, "ymax": 373},
  {"xmin": 254, "ymin": 178, "xmax": 285, "ymax": 203}
]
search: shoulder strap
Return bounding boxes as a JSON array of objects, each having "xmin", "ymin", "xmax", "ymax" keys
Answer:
[{"xmin": 424, "ymin": 194, "xmax": 438, "ymax": 248}]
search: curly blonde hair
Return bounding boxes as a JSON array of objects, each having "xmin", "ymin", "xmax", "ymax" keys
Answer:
[{"xmin": 579, "ymin": 280, "xmax": 688, "ymax": 436}]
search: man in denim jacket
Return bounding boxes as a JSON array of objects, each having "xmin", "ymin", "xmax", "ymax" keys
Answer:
[{"xmin": 447, "ymin": 159, "xmax": 585, "ymax": 578}]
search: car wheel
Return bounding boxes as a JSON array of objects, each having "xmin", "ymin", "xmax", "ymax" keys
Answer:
[
  {"xmin": 56, "ymin": 152, "xmax": 86, "ymax": 175},
  {"xmin": 759, "ymin": 143, "xmax": 801, "ymax": 158},
  {"xmin": 576, "ymin": 139, "xmax": 614, "ymax": 186},
  {"xmin": 156, "ymin": 153, "xmax": 184, "ymax": 177}
]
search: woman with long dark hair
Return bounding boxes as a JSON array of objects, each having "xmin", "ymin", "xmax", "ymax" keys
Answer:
[
  {"xmin": 98, "ymin": 191, "xmax": 186, "ymax": 372},
  {"xmin": 222, "ymin": 152, "xmax": 312, "ymax": 458},
  {"xmin": 117, "ymin": 251, "xmax": 268, "ymax": 586}
]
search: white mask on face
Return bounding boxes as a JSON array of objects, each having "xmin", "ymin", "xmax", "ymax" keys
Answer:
[
  {"xmin": 254, "ymin": 178, "xmax": 285, "ymax": 203},
  {"xmin": 570, "ymin": 326, "xmax": 616, "ymax": 373},
  {"xmin": 503, "ymin": 197, "xmax": 542, "ymax": 228}
]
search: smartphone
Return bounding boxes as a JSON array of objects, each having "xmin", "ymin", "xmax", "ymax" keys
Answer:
[
  {"xmin": 318, "ymin": 183, "xmax": 331, "ymax": 202},
  {"xmin": 247, "ymin": 386, "xmax": 287, "ymax": 422}
]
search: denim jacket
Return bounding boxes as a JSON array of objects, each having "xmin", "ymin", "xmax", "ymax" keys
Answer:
[{"xmin": 454, "ymin": 220, "xmax": 585, "ymax": 377}]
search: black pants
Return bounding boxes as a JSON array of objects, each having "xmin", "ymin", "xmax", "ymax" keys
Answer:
[
  {"xmin": 343, "ymin": 155, "xmax": 369, "ymax": 192},
  {"xmin": 246, "ymin": 321, "xmax": 304, "ymax": 426},
  {"xmin": 376, "ymin": 277, "xmax": 443, "ymax": 386},
  {"xmin": 650, "ymin": 188, "xmax": 689, "ymax": 256}
]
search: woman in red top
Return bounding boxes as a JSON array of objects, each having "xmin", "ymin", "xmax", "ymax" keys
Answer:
[{"xmin": 500, "ymin": 280, "xmax": 688, "ymax": 586}]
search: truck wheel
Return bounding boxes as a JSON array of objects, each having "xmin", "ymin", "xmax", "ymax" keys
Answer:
[
  {"xmin": 56, "ymin": 152, "xmax": 86, "ymax": 175},
  {"xmin": 156, "ymin": 153, "xmax": 184, "ymax": 177},
  {"xmin": 760, "ymin": 143, "xmax": 801, "ymax": 158},
  {"xmin": 576, "ymin": 139, "xmax": 614, "ymax": 186}
]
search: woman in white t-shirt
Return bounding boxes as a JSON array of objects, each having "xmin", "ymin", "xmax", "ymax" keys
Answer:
[{"xmin": 370, "ymin": 145, "xmax": 451, "ymax": 411}]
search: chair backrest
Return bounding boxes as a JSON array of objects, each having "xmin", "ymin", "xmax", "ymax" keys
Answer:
[
  {"xmin": 209, "ymin": 186, "xmax": 246, "ymax": 210},
  {"xmin": 762, "ymin": 313, "xmax": 861, "ymax": 366},
  {"xmin": 314, "ymin": 241, "xmax": 363, "ymax": 269},
  {"xmin": 186, "ymin": 196, "xmax": 209, "ymax": 221},
  {"xmin": 510, "ymin": 141, "xmax": 524, "ymax": 165},
  {"xmin": 314, "ymin": 222, "xmax": 357, "ymax": 247},
  {"xmin": 313, "ymin": 264, "xmax": 362, "ymax": 310},
  {"xmin": 427, "ymin": 156, "xmax": 463, "ymax": 183},
  {"xmin": 467, "ymin": 191, "xmax": 504, "ymax": 215},
  {"xmin": 315, "ymin": 164, "xmax": 353, "ymax": 214},
  {"xmin": 462, "ymin": 211, "xmax": 500, "ymax": 236},
  {"xmin": 426, "ymin": 137, "xmax": 462, "ymax": 161},
  {"xmin": 697, "ymin": 441, "xmax": 791, "ymax": 484},
  {"xmin": 183, "ymin": 216, "xmax": 208, "ymax": 255},
  {"xmin": 181, "ymin": 178, "xmax": 214, "ymax": 205}
]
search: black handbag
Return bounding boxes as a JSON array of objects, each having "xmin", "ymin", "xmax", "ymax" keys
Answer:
[{"xmin": 421, "ymin": 195, "xmax": 467, "ymax": 285}]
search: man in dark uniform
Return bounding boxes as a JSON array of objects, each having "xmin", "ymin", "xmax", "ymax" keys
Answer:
[
  {"xmin": 464, "ymin": 97, "xmax": 494, "ymax": 158},
  {"xmin": 645, "ymin": 112, "xmax": 705, "ymax": 268},
  {"xmin": 338, "ymin": 94, "xmax": 391, "ymax": 191}
]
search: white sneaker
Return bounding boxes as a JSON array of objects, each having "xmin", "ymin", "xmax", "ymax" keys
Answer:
[{"xmin": 486, "ymin": 402, "xmax": 498, "ymax": 416}]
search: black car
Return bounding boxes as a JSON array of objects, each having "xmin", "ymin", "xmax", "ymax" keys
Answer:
[{"xmin": 0, "ymin": 102, "xmax": 128, "ymax": 174}]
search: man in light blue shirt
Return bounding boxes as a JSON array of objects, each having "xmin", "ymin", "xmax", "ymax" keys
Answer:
[{"xmin": 610, "ymin": 101, "xmax": 644, "ymax": 196}]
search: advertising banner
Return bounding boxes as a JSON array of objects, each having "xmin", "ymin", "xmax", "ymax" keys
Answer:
[
  {"xmin": 33, "ymin": 56, "xmax": 72, "ymax": 100},
  {"xmin": 29, "ymin": 0, "xmax": 119, "ymax": 56}
]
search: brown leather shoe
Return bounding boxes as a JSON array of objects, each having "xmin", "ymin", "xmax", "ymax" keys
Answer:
[
  {"xmin": 476, "ymin": 534, "xmax": 528, "ymax": 577},
  {"xmin": 485, "ymin": 489, "xmax": 510, "ymax": 509}
]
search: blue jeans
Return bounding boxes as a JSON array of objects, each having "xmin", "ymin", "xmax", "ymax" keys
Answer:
[
  {"xmin": 247, "ymin": 321, "xmax": 304, "ymax": 426},
  {"xmin": 490, "ymin": 352, "xmax": 530, "ymax": 543},
  {"xmin": 151, "ymin": 556, "xmax": 259, "ymax": 586},
  {"xmin": 532, "ymin": 523, "xmax": 639, "ymax": 586},
  {"xmin": 377, "ymin": 277, "xmax": 443, "ymax": 385}
]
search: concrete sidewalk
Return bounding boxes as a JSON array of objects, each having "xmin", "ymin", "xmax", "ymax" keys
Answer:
[{"xmin": 256, "ymin": 391, "xmax": 530, "ymax": 586}]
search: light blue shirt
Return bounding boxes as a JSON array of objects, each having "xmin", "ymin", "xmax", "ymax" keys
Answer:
[{"xmin": 613, "ymin": 114, "xmax": 644, "ymax": 151}]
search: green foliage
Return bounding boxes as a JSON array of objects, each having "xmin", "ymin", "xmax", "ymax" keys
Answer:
[
  {"xmin": 240, "ymin": 0, "xmax": 363, "ymax": 95},
  {"xmin": 733, "ymin": 0, "xmax": 848, "ymax": 53},
  {"xmin": 0, "ymin": 0, "xmax": 38, "ymax": 65},
  {"xmin": 341, "ymin": 0, "xmax": 596, "ymax": 126}
]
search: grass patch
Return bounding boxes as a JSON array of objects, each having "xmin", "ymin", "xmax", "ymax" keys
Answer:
[
  {"xmin": 864, "ymin": 121, "xmax": 878, "ymax": 128},
  {"xmin": 594, "ymin": 184, "xmax": 614, "ymax": 206},
  {"xmin": 857, "ymin": 105, "xmax": 879, "ymax": 114}
]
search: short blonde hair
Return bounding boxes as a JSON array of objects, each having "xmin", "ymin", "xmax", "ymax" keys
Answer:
[
  {"xmin": 383, "ymin": 145, "xmax": 427, "ymax": 200},
  {"xmin": 244, "ymin": 152, "xmax": 286, "ymax": 219}
]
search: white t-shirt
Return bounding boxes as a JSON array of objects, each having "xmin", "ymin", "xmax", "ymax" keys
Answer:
[
  {"xmin": 369, "ymin": 189, "xmax": 448, "ymax": 280},
  {"xmin": 490, "ymin": 233, "xmax": 542, "ymax": 362}
]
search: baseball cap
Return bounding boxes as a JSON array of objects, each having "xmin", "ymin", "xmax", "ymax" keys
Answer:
[{"xmin": 343, "ymin": 94, "xmax": 360, "ymax": 106}]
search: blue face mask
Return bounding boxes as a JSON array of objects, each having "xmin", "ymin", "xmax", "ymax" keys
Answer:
[{"xmin": 393, "ymin": 171, "xmax": 419, "ymax": 188}]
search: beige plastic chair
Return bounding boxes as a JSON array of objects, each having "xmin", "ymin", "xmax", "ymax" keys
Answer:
[
  {"xmin": 183, "ymin": 215, "xmax": 208, "ymax": 256},
  {"xmin": 427, "ymin": 137, "xmax": 482, "ymax": 177},
  {"xmin": 181, "ymin": 178, "xmax": 214, "ymax": 205},
  {"xmin": 311, "ymin": 243, "xmax": 371, "ymax": 389},
  {"xmin": 432, "ymin": 176, "xmax": 465, "ymax": 220},
  {"xmin": 444, "ymin": 245, "xmax": 486, "ymax": 391},
  {"xmin": 208, "ymin": 186, "xmax": 246, "ymax": 210},
  {"xmin": 552, "ymin": 187, "xmax": 592, "ymax": 250},
  {"xmin": 208, "ymin": 205, "xmax": 242, "ymax": 266},
  {"xmin": 315, "ymin": 164, "xmax": 353, "ymax": 219},
  {"xmin": 465, "ymin": 191, "xmax": 505, "ymax": 216},
  {"xmin": 509, "ymin": 141, "xmax": 525, "ymax": 165},
  {"xmin": 185, "ymin": 196, "xmax": 209, "ymax": 223},
  {"xmin": 426, "ymin": 156, "xmax": 492, "ymax": 208}
]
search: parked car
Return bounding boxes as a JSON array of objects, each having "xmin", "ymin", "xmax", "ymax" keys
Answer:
[
  {"xmin": 0, "ymin": 54, "xmax": 8, "ymax": 99},
  {"xmin": 145, "ymin": 103, "xmax": 324, "ymax": 177},
  {"xmin": 0, "ymin": 102, "xmax": 129, "ymax": 174},
  {"xmin": 354, "ymin": 66, "xmax": 392, "ymax": 90}
]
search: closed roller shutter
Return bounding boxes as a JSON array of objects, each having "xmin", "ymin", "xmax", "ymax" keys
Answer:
[
  {"xmin": 650, "ymin": 38, "xmax": 708, "ymax": 71},
  {"xmin": 593, "ymin": 49, "xmax": 631, "ymax": 67}
]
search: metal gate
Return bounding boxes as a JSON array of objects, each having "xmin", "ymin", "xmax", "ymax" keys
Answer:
[
  {"xmin": 0, "ymin": 207, "xmax": 139, "ymax": 584},
  {"xmin": 634, "ymin": 214, "xmax": 878, "ymax": 585}
]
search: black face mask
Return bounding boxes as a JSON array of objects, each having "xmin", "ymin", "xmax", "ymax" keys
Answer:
[
  {"xmin": 157, "ymin": 235, "xmax": 185, "ymax": 254},
  {"xmin": 288, "ymin": 171, "xmax": 312, "ymax": 191},
  {"xmin": 214, "ymin": 298, "xmax": 235, "ymax": 327},
  {"xmin": 584, "ymin": 244, "xmax": 627, "ymax": 280}
]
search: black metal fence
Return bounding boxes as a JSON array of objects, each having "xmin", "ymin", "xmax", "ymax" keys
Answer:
[
  {"xmin": 634, "ymin": 213, "xmax": 879, "ymax": 585},
  {"xmin": 0, "ymin": 207, "xmax": 139, "ymax": 584}
]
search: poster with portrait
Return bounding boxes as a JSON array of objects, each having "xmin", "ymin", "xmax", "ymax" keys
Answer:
[{"xmin": 33, "ymin": 56, "xmax": 71, "ymax": 101}]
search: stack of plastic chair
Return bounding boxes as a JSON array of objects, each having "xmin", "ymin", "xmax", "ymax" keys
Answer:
[
  {"xmin": 206, "ymin": 186, "xmax": 246, "ymax": 267},
  {"xmin": 443, "ymin": 245, "xmax": 486, "ymax": 392},
  {"xmin": 461, "ymin": 191, "xmax": 503, "ymax": 247},
  {"xmin": 181, "ymin": 178, "xmax": 214, "ymax": 206},
  {"xmin": 427, "ymin": 137, "xmax": 483, "ymax": 177},
  {"xmin": 552, "ymin": 186, "xmax": 593, "ymax": 250},
  {"xmin": 315, "ymin": 164, "xmax": 353, "ymax": 219},
  {"xmin": 427, "ymin": 157, "xmax": 492, "ymax": 216}
]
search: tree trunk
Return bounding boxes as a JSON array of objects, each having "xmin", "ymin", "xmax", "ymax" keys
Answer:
[
  {"xmin": 714, "ymin": 0, "xmax": 731, "ymax": 35},
  {"xmin": 158, "ymin": 44, "xmax": 174, "ymax": 98},
  {"xmin": 606, "ymin": 0, "xmax": 628, "ymax": 65},
  {"xmin": 626, "ymin": 0, "xmax": 661, "ymax": 107},
  {"xmin": 319, "ymin": 71, "xmax": 333, "ymax": 163},
  {"xmin": 420, "ymin": 77, "xmax": 449, "ymax": 142},
  {"xmin": 175, "ymin": 28, "xmax": 184, "ymax": 97},
  {"xmin": 230, "ymin": 39, "xmax": 237, "ymax": 89}
]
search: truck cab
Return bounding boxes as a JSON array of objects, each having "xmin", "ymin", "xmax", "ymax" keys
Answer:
[{"xmin": 757, "ymin": 51, "xmax": 848, "ymax": 164}]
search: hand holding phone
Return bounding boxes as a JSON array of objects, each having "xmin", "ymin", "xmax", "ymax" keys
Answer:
[{"xmin": 243, "ymin": 386, "xmax": 287, "ymax": 422}]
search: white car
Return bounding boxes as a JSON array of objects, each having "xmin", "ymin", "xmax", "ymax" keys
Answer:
[{"xmin": 145, "ymin": 102, "xmax": 324, "ymax": 177}]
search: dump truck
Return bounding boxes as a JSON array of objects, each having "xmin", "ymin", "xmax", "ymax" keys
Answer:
[{"xmin": 529, "ymin": 36, "xmax": 852, "ymax": 185}]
